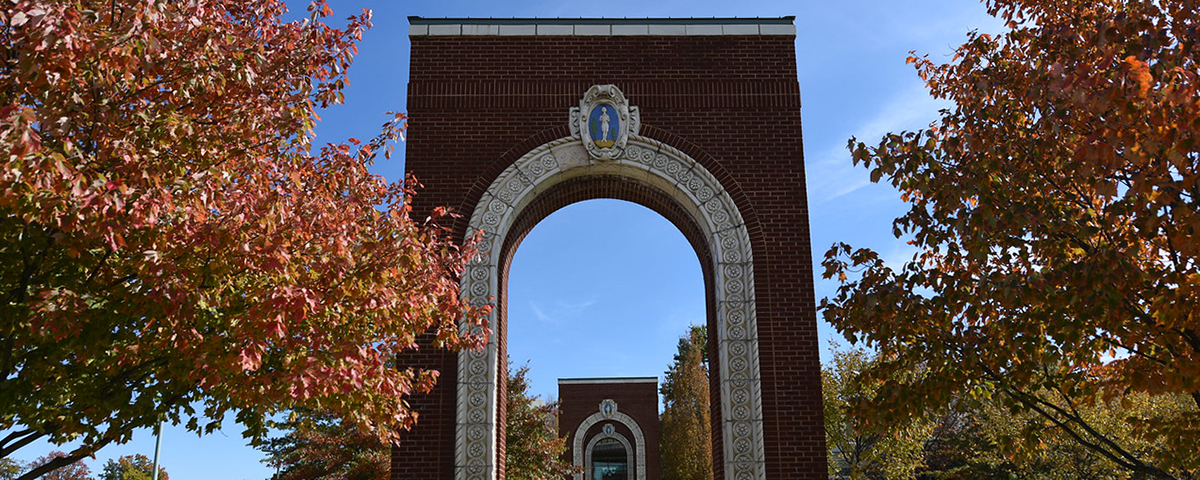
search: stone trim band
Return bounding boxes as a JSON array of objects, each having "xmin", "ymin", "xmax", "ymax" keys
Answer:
[{"xmin": 409, "ymin": 17, "xmax": 796, "ymax": 37}]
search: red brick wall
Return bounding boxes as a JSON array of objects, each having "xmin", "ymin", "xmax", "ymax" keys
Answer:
[
  {"xmin": 559, "ymin": 380, "xmax": 661, "ymax": 480},
  {"xmin": 395, "ymin": 32, "xmax": 826, "ymax": 480}
]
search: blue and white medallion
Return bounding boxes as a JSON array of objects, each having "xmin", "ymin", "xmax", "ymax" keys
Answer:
[
  {"xmin": 600, "ymin": 399, "xmax": 618, "ymax": 419},
  {"xmin": 589, "ymin": 105, "xmax": 619, "ymax": 148},
  {"xmin": 571, "ymin": 85, "xmax": 640, "ymax": 160}
]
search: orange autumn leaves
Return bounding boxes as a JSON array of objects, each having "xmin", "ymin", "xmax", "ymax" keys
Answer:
[
  {"xmin": 1123, "ymin": 56, "xmax": 1153, "ymax": 97},
  {"xmin": 824, "ymin": 0, "xmax": 1198, "ymax": 477},
  {"xmin": 0, "ymin": 0, "xmax": 486, "ymax": 473}
]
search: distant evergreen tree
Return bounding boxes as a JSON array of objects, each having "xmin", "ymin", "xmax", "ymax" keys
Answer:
[{"xmin": 660, "ymin": 325, "xmax": 713, "ymax": 480}]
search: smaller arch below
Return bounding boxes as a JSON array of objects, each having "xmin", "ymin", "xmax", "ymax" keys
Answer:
[
  {"xmin": 585, "ymin": 431, "xmax": 634, "ymax": 480},
  {"xmin": 573, "ymin": 409, "xmax": 647, "ymax": 480}
]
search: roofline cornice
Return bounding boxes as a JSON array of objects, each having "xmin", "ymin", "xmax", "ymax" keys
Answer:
[{"xmin": 408, "ymin": 16, "xmax": 796, "ymax": 37}]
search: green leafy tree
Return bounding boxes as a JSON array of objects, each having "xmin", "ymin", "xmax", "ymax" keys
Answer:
[
  {"xmin": 821, "ymin": 0, "xmax": 1199, "ymax": 477},
  {"xmin": 823, "ymin": 346, "xmax": 930, "ymax": 480},
  {"xmin": 660, "ymin": 325, "xmax": 713, "ymax": 480},
  {"xmin": 98, "ymin": 454, "xmax": 168, "ymax": 480},
  {"xmin": 920, "ymin": 388, "xmax": 1197, "ymax": 480},
  {"xmin": 824, "ymin": 350, "xmax": 1192, "ymax": 480},
  {"xmin": 918, "ymin": 401, "xmax": 1015, "ymax": 480},
  {"xmin": 0, "ymin": 458, "xmax": 22, "ymax": 480},
  {"xmin": 505, "ymin": 363, "xmax": 573, "ymax": 480},
  {"xmin": 974, "ymin": 389, "xmax": 1195, "ymax": 480},
  {"xmin": 0, "ymin": 0, "xmax": 486, "ymax": 478}
]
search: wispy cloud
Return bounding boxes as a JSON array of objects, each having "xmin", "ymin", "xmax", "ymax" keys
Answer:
[
  {"xmin": 845, "ymin": 1, "xmax": 1005, "ymax": 53},
  {"xmin": 881, "ymin": 241, "xmax": 919, "ymax": 271},
  {"xmin": 804, "ymin": 2, "xmax": 1006, "ymax": 206},
  {"xmin": 807, "ymin": 81, "xmax": 950, "ymax": 205},
  {"xmin": 526, "ymin": 299, "xmax": 596, "ymax": 324},
  {"xmin": 529, "ymin": 302, "xmax": 551, "ymax": 322}
]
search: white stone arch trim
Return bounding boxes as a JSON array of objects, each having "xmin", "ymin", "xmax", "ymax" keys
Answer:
[
  {"xmin": 455, "ymin": 135, "xmax": 765, "ymax": 480},
  {"xmin": 583, "ymin": 430, "xmax": 635, "ymax": 480},
  {"xmin": 575, "ymin": 411, "xmax": 644, "ymax": 480}
]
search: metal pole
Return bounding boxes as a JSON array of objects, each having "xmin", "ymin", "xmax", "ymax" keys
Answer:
[{"xmin": 151, "ymin": 421, "xmax": 162, "ymax": 480}]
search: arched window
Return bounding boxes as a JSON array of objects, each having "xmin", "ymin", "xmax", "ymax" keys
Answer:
[{"xmin": 590, "ymin": 438, "xmax": 629, "ymax": 480}]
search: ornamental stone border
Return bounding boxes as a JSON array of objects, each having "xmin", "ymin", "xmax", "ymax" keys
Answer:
[{"xmin": 454, "ymin": 133, "xmax": 765, "ymax": 480}]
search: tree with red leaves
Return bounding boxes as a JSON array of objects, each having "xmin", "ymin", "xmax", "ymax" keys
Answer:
[
  {"xmin": 823, "ymin": 0, "xmax": 1199, "ymax": 477},
  {"xmin": 27, "ymin": 452, "xmax": 93, "ymax": 480},
  {"xmin": 0, "ymin": 1, "xmax": 486, "ymax": 478}
]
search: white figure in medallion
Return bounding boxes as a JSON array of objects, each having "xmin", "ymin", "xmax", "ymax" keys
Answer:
[{"xmin": 599, "ymin": 106, "xmax": 611, "ymax": 141}]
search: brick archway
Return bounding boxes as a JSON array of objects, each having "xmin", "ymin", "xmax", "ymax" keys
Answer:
[
  {"xmin": 400, "ymin": 17, "xmax": 827, "ymax": 480},
  {"xmin": 458, "ymin": 136, "xmax": 763, "ymax": 480}
]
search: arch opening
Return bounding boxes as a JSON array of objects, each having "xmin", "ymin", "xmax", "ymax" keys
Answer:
[
  {"xmin": 592, "ymin": 438, "xmax": 629, "ymax": 480},
  {"xmin": 456, "ymin": 136, "xmax": 765, "ymax": 480},
  {"xmin": 505, "ymin": 198, "xmax": 701, "ymax": 480},
  {"xmin": 505, "ymin": 198, "xmax": 706, "ymax": 386}
]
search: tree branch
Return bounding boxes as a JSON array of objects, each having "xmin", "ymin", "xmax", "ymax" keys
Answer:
[
  {"xmin": 994, "ymin": 378, "xmax": 1176, "ymax": 480},
  {"xmin": 0, "ymin": 428, "xmax": 46, "ymax": 459},
  {"xmin": 0, "ymin": 428, "xmax": 36, "ymax": 455},
  {"xmin": 16, "ymin": 440, "xmax": 106, "ymax": 480}
]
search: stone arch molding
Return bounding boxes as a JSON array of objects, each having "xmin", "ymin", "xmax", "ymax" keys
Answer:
[
  {"xmin": 584, "ymin": 432, "xmax": 635, "ymax": 480},
  {"xmin": 455, "ymin": 134, "xmax": 765, "ymax": 480},
  {"xmin": 574, "ymin": 402, "xmax": 646, "ymax": 480}
]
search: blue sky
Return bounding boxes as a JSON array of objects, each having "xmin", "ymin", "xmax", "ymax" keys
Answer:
[{"xmin": 15, "ymin": 0, "xmax": 1005, "ymax": 478}]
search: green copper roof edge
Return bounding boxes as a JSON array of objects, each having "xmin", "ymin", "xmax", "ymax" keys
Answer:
[{"xmin": 409, "ymin": 16, "xmax": 795, "ymax": 26}]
